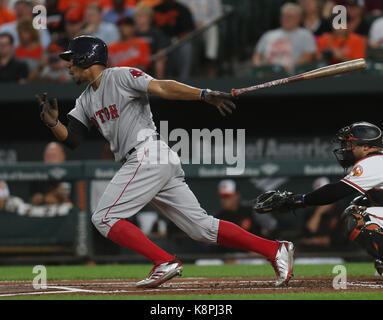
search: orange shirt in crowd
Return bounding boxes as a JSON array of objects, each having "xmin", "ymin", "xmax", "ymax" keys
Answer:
[
  {"xmin": 0, "ymin": 7, "xmax": 16, "ymax": 26},
  {"xmin": 58, "ymin": 0, "xmax": 136, "ymax": 13},
  {"xmin": 139, "ymin": 0, "xmax": 162, "ymax": 7},
  {"xmin": 15, "ymin": 45, "xmax": 44, "ymax": 60},
  {"xmin": 317, "ymin": 32, "xmax": 366, "ymax": 64},
  {"xmin": 108, "ymin": 38, "xmax": 151, "ymax": 68}
]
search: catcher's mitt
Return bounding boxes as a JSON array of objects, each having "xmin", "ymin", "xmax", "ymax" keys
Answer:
[{"xmin": 253, "ymin": 190, "xmax": 304, "ymax": 214}]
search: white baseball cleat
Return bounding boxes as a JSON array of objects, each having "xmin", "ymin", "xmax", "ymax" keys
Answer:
[
  {"xmin": 374, "ymin": 259, "xmax": 383, "ymax": 279},
  {"xmin": 136, "ymin": 259, "xmax": 183, "ymax": 288},
  {"xmin": 269, "ymin": 241, "xmax": 295, "ymax": 287}
]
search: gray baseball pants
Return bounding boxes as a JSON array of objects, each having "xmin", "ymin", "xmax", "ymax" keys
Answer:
[{"xmin": 91, "ymin": 137, "xmax": 220, "ymax": 243}]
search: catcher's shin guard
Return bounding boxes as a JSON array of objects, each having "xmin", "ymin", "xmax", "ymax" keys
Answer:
[{"xmin": 342, "ymin": 205, "xmax": 383, "ymax": 259}]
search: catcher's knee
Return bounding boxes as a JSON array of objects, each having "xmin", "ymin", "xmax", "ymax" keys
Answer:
[
  {"xmin": 341, "ymin": 205, "xmax": 383, "ymax": 259},
  {"xmin": 341, "ymin": 205, "xmax": 369, "ymax": 242}
]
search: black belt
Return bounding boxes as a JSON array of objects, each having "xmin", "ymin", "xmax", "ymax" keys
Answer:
[{"xmin": 127, "ymin": 134, "xmax": 160, "ymax": 156}]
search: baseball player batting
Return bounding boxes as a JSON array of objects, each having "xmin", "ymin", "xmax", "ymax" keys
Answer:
[
  {"xmin": 254, "ymin": 121, "xmax": 383, "ymax": 276},
  {"xmin": 36, "ymin": 35, "xmax": 294, "ymax": 288}
]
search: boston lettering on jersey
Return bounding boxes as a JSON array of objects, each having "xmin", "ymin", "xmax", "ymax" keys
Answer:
[{"xmin": 90, "ymin": 104, "xmax": 119, "ymax": 128}]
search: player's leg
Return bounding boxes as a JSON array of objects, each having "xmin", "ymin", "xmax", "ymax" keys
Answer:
[
  {"xmin": 91, "ymin": 143, "xmax": 175, "ymax": 265},
  {"xmin": 151, "ymin": 182, "xmax": 279, "ymax": 258},
  {"xmin": 151, "ymin": 167, "xmax": 294, "ymax": 286},
  {"xmin": 342, "ymin": 205, "xmax": 383, "ymax": 266}
]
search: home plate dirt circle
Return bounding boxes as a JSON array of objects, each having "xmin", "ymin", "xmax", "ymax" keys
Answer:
[{"xmin": 0, "ymin": 277, "xmax": 383, "ymax": 297}]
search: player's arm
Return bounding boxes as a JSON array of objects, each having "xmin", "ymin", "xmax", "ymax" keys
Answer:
[
  {"xmin": 36, "ymin": 93, "xmax": 87, "ymax": 149},
  {"xmin": 254, "ymin": 181, "xmax": 358, "ymax": 214},
  {"xmin": 303, "ymin": 181, "xmax": 358, "ymax": 206},
  {"xmin": 147, "ymin": 79, "xmax": 236, "ymax": 116}
]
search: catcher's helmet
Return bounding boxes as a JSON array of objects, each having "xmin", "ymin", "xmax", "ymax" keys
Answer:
[
  {"xmin": 333, "ymin": 121, "xmax": 383, "ymax": 168},
  {"xmin": 59, "ymin": 35, "xmax": 108, "ymax": 68}
]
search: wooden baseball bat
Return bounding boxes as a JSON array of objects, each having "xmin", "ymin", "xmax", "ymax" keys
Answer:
[{"xmin": 231, "ymin": 58, "xmax": 366, "ymax": 97}]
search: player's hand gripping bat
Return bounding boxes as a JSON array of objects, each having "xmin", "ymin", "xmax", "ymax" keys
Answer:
[{"xmin": 231, "ymin": 58, "xmax": 367, "ymax": 97}]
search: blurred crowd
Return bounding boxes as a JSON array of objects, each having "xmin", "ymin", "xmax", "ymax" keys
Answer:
[
  {"xmin": 0, "ymin": 0, "xmax": 382, "ymax": 82},
  {"xmin": 0, "ymin": 0, "xmax": 223, "ymax": 83},
  {"xmin": 253, "ymin": 0, "xmax": 383, "ymax": 74}
]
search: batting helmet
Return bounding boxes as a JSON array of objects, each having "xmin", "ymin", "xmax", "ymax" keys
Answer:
[
  {"xmin": 59, "ymin": 35, "xmax": 108, "ymax": 68},
  {"xmin": 333, "ymin": 121, "xmax": 383, "ymax": 168}
]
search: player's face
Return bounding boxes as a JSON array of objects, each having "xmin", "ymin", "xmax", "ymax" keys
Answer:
[
  {"xmin": 281, "ymin": 9, "xmax": 301, "ymax": 31},
  {"xmin": 67, "ymin": 59, "xmax": 86, "ymax": 84},
  {"xmin": 351, "ymin": 145, "xmax": 370, "ymax": 161}
]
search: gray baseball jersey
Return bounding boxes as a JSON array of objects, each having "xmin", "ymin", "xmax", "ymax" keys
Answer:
[
  {"xmin": 68, "ymin": 67, "xmax": 157, "ymax": 162},
  {"xmin": 70, "ymin": 67, "xmax": 220, "ymax": 242}
]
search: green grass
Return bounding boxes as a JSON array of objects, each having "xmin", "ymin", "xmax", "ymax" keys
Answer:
[
  {"xmin": 0, "ymin": 263, "xmax": 381, "ymax": 300},
  {"xmin": 2, "ymin": 291, "xmax": 383, "ymax": 300},
  {"xmin": 0, "ymin": 263, "xmax": 376, "ymax": 281}
]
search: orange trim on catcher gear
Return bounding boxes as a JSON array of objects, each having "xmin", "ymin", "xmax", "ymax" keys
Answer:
[
  {"xmin": 342, "ymin": 178, "xmax": 366, "ymax": 194},
  {"xmin": 349, "ymin": 229, "xmax": 361, "ymax": 242}
]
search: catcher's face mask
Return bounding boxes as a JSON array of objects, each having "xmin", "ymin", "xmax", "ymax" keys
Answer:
[{"xmin": 333, "ymin": 126, "xmax": 358, "ymax": 169}]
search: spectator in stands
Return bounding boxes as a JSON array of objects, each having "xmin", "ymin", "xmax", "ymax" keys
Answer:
[
  {"xmin": 28, "ymin": 42, "xmax": 71, "ymax": 82},
  {"xmin": 15, "ymin": 18, "xmax": 43, "ymax": 72},
  {"xmin": 153, "ymin": 0, "xmax": 195, "ymax": 80},
  {"xmin": 344, "ymin": 0, "xmax": 371, "ymax": 38},
  {"xmin": 103, "ymin": 0, "xmax": 135, "ymax": 24},
  {"xmin": 299, "ymin": 177, "xmax": 344, "ymax": 249},
  {"xmin": 316, "ymin": 15, "xmax": 366, "ymax": 64},
  {"xmin": 0, "ymin": 0, "xmax": 51, "ymax": 49},
  {"xmin": 252, "ymin": 3, "xmax": 317, "ymax": 73},
  {"xmin": 215, "ymin": 180, "xmax": 278, "ymax": 237},
  {"xmin": 56, "ymin": 6, "xmax": 84, "ymax": 50},
  {"xmin": 0, "ymin": 180, "xmax": 9, "ymax": 211},
  {"xmin": 364, "ymin": 0, "xmax": 383, "ymax": 15},
  {"xmin": 299, "ymin": 0, "xmax": 331, "ymax": 39},
  {"xmin": 108, "ymin": 16, "xmax": 151, "ymax": 69},
  {"xmin": 0, "ymin": 32, "xmax": 28, "ymax": 82},
  {"xmin": 134, "ymin": 4, "xmax": 169, "ymax": 78},
  {"xmin": 57, "ymin": 0, "xmax": 118, "ymax": 14},
  {"xmin": 139, "ymin": 0, "xmax": 162, "ymax": 7},
  {"xmin": 82, "ymin": 2, "xmax": 120, "ymax": 45},
  {"xmin": 45, "ymin": 0, "xmax": 66, "ymax": 40},
  {"xmin": 369, "ymin": 16, "xmax": 383, "ymax": 48},
  {"xmin": 177, "ymin": 0, "xmax": 222, "ymax": 77},
  {"xmin": 0, "ymin": 0, "xmax": 16, "ymax": 27},
  {"xmin": 323, "ymin": 0, "xmax": 383, "ymax": 17},
  {"xmin": 30, "ymin": 142, "xmax": 72, "ymax": 206}
]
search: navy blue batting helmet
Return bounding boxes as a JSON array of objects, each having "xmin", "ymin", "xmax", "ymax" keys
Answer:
[{"xmin": 59, "ymin": 35, "xmax": 108, "ymax": 68}]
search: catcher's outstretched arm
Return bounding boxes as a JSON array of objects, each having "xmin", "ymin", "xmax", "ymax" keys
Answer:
[
  {"xmin": 254, "ymin": 182, "xmax": 357, "ymax": 214},
  {"xmin": 303, "ymin": 181, "xmax": 358, "ymax": 206}
]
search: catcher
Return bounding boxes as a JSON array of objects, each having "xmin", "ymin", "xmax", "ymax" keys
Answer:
[{"xmin": 254, "ymin": 121, "xmax": 383, "ymax": 275}]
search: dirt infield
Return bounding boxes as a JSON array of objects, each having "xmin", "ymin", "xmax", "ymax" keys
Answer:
[{"xmin": 0, "ymin": 276, "xmax": 383, "ymax": 297}]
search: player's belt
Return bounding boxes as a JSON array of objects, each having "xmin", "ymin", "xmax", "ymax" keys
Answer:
[{"xmin": 122, "ymin": 134, "xmax": 160, "ymax": 162}]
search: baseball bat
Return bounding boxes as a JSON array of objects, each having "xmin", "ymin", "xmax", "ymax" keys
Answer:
[{"xmin": 231, "ymin": 58, "xmax": 366, "ymax": 97}]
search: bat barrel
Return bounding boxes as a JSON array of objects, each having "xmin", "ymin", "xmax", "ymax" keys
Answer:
[
  {"xmin": 231, "ymin": 58, "xmax": 366, "ymax": 97},
  {"xmin": 301, "ymin": 58, "xmax": 366, "ymax": 80}
]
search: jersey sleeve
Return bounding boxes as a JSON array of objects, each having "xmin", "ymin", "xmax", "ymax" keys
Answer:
[
  {"xmin": 67, "ymin": 96, "xmax": 93, "ymax": 130},
  {"xmin": 115, "ymin": 67, "xmax": 154, "ymax": 94},
  {"xmin": 341, "ymin": 157, "xmax": 383, "ymax": 194}
]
